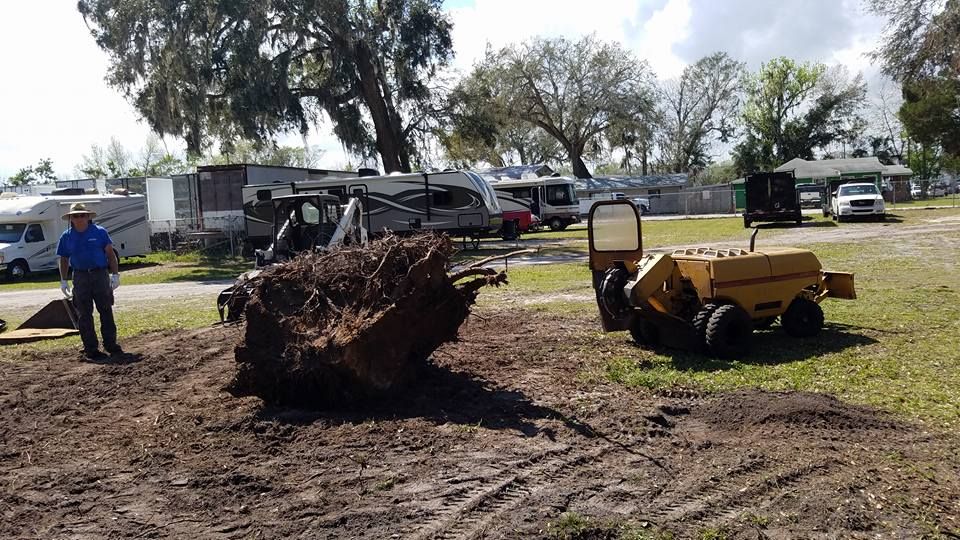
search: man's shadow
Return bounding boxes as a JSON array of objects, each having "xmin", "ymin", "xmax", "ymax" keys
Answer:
[{"xmin": 83, "ymin": 352, "xmax": 144, "ymax": 365}]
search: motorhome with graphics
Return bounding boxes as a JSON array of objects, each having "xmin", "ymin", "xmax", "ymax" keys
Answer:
[
  {"xmin": 241, "ymin": 170, "xmax": 503, "ymax": 248},
  {"xmin": 485, "ymin": 176, "xmax": 580, "ymax": 231},
  {"xmin": 0, "ymin": 190, "xmax": 149, "ymax": 279}
]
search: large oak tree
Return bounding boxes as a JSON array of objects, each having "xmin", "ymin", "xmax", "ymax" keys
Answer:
[
  {"xmin": 458, "ymin": 35, "xmax": 655, "ymax": 178},
  {"xmin": 78, "ymin": 0, "xmax": 453, "ymax": 172},
  {"xmin": 658, "ymin": 52, "xmax": 746, "ymax": 174}
]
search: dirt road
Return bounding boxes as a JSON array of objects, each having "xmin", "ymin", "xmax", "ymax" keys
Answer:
[{"xmin": 2, "ymin": 310, "xmax": 958, "ymax": 538}]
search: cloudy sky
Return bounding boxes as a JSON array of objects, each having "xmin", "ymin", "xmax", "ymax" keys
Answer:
[{"xmin": 0, "ymin": 0, "xmax": 888, "ymax": 180}]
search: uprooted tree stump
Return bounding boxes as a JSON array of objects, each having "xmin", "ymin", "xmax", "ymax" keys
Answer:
[{"xmin": 229, "ymin": 233, "xmax": 514, "ymax": 408}]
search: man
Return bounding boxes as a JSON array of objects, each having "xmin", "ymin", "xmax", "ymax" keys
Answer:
[{"xmin": 57, "ymin": 202, "xmax": 122, "ymax": 359}]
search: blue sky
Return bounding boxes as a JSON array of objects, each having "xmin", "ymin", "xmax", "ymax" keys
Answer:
[{"xmin": 0, "ymin": 0, "xmax": 887, "ymax": 180}]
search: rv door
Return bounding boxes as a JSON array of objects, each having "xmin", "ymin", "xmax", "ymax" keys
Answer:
[{"xmin": 530, "ymin": 187, "xmax": 542, "ymax": 218}]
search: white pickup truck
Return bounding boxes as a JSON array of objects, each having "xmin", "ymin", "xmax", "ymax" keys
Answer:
[{"xmin": 832, "ymin": 183, "xmax": 885, "ymax": 222}]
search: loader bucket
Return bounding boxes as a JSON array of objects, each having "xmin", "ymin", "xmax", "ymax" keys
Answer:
[{"xmin": 0, "ymin": 300, "xmax": 80, "ymax": 345}]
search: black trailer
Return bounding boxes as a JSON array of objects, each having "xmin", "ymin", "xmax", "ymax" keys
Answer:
[{"xmin": 742, "ymin": 172, "xmax": 802, "ymax": 228}]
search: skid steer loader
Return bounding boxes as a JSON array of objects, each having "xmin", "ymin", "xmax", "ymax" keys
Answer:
[
  {"xmin": 588, "ymin": 200, "xmax": 856, "ymax": 358},
  {"xmin": 217, "ymin": 194, "xmax": 367, "ymax": 322}
]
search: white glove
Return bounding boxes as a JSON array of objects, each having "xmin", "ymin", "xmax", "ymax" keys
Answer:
[
  {"xmin": 60, "ymin": 280, "xmax": 72, "ymax": 299},
  {"xmin": 110, "ymin": 273, "xmax": 120, "ymax": 290}
]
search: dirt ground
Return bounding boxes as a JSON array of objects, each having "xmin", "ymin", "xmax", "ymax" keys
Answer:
[{"xmin": 2, "ymin": 310, "xmax": 959, "ymax": 539}]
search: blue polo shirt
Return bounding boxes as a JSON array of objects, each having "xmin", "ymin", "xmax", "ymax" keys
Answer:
[{"xmin": 57, "ymin": 224, "xmax": 113, "ymax": 271}]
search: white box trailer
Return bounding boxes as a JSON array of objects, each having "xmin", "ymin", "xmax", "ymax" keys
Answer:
[{"xmin": 0, "ymin": 191, "xmax": 149, "ymax": 279}]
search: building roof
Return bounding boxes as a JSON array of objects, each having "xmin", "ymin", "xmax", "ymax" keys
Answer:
[
  {"xmin": 881, "ymin": 164, "xmax": 913, "ymax": 176},
  {"xmin": 476, "ymin": 164, "xmax": 555, "ymax": 180},
  {"xmin": 574, "ymin": 174, "xmax": 689, "ymax": 191},
  {"xmin": 775, "ymin": 157, "xmax": 912, "ymax": 178},
  {"xmin": 775, "ymin": 158, "xmax": 843, "ymax": 178}
]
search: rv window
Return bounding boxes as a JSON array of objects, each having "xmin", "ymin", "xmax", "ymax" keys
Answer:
[
  {"xmin": 546, "ymin": 184, "xmax": 576, "ymax": 205},
  {"xmin": 24, "ymin": 224, "xmax": 44, "ymax": 243},
  {"xmin": 432, "ymin": 191, "xmax": 453, "ymax": 206},
  {"xmin": 256, "ymin": 189, "xmax": 273, "ymax": 202},
  {"xmin": 0, "ymin": 223, "xmax": 26, "ymax": 243},
  {"xmin": 648, "ymin": 189, "xmax": 661, "ymax": 199}
]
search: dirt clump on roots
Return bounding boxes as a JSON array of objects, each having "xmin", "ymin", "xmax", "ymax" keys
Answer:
[{"xmin": 229, "ymin": 233, "xmax": 505, "ymax": 408}]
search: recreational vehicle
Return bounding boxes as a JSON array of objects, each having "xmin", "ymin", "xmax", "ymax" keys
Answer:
[
  {"xmin": 0, "ymin": 191, "xmax": 149, "ymax": 279},
  {"xmin": 486, "ymin": 176, "xmax": 580, "ymax": 231},
  {"xmin": 241, "ymin": 170, "xmax": 503, "ymax": 248},
  {"xmin": 195, "ymin": 164, "xmax": 362, "ymax": 232}
]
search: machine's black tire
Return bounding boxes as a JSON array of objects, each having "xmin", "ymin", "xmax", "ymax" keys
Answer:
[
  {"xmin": 743, "ymin": 217, "xmax": 751, "ymax": 228},
  {"xmin": 753, "ymin": 316, "xmax": 777, "ymax": 329},
  {"xmin": 705, "ymin": 304, "xmax": 753, "ymax": 358},
  {"xmin": 548, "ymin": 217, "xmax": 563, "ymax": 231},
  {"xmin": 629, "ymin": 317, "xmax": 660, "ymax": 347},
  {"xmin": 692, "ymin": 303, "xmax": 722, "ymax": 350},
  {"xmin": 781, "ymin": 298, "xmax": 824, "ymax": 338}
]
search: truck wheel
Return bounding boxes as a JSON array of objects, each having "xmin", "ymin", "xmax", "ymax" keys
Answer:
[
  {"xmin": 548, "ymin": 217, "xmax": 563, "ymax": 231},
  {"xmin": 6, "ymin": 260, "xmax": 29, "ymax": 280},
  {"xmin": 629, "ymin": 317, "xmax": 660, "ymax": 347},
  {"xmin": 782, "ymin": 298, "xmax": 824, "ymax": 338},
  {"xmin": 692, "ymin": 303, "xmax": 722, "ymax": 351},
  {"xmin": 743, "ymin": 217, "xmax": 751, "ymax": 228},
  {"xmin": 705, "ymin": 304, "xmax": 753, "ymax": 358}
]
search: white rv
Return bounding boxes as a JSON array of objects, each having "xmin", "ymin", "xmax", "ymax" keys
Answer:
[
  {"xmin": 485, "ymin": 176, "xmax": 580, "ymax": 231},
  {"xmin": 0, "ymin": 191, "xmax": 149, "ymax": 279},
  {"xmin": 241, "ymin": 170, "xmax": 503, "ymax": 248}
]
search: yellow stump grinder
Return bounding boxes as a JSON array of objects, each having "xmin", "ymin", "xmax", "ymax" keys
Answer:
[{"xmin": 587, "ymin": 200, "xmax": 856, "ymax": 358}]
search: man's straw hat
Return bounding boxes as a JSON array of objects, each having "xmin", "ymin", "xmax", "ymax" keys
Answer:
[{"xmin": 62, "ymin": 202, "xmax": 97, "ymax": 219}]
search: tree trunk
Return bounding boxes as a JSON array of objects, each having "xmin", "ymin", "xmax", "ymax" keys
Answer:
[
  {"xmin": 354, "ymin": 42, "xmax": 405, "ymax": 173},
  {"xmin": 569, "ymin": 143, "xmax": 591, "ymax": 178}
]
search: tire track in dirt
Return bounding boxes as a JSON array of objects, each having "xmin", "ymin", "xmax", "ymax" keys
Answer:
[{"xmin": 411, "ymin": 442, "xmax": 622, "ymax": 540}]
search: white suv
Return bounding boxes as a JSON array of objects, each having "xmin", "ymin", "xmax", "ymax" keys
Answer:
[{"xmin": 832, "ymin": 183, "xmax": 885, "ymax": 222}]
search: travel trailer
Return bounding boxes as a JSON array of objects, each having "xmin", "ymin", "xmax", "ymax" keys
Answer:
[
  {"xmin": 485, "ymin": 176, "xmax": 580, "ymax": 231},
  {"xmin": 241, "ymin": 170, "xmax": 503, "ymax": 248},
  {"xmin": 0, "ymin": 191, "xmax": 149, "ymax": 279}
]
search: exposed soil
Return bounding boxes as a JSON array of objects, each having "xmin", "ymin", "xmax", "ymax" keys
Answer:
[{"xmin": 1, "ymin": 310, "xmax": 959, "ymax": 539}]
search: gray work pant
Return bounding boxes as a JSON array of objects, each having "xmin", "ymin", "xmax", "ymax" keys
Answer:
[{"xmin": 72, "ymin": 269, "xmax": 117, "ymax": 352}]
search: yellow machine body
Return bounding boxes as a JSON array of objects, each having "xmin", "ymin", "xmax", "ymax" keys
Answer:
[{"xmin": 625, "ymin": 247, "xmax": 855, "ymax": 320}]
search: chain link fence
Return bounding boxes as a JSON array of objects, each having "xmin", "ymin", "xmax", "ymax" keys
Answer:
[
  {"xmin": 884, "ymin": 178, "xmax": 960, "ymax": 208},
  {"xmin": 645, "ymin": 187, "xmax": 738, "ymax": 216}
]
